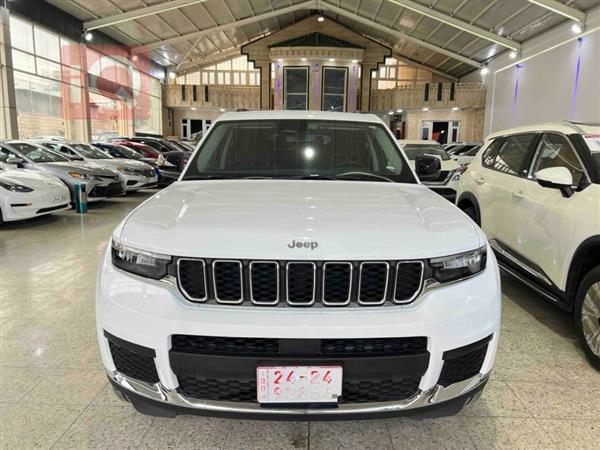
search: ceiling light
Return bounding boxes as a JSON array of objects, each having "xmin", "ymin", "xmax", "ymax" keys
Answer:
[
  {"xmin": 571, "ymin": 23, "xmax": 583, "ymax": 34},
  {"xmin": 328, "ymin": 58, "xmax": 335, "ymax": 62},
  {"xmin": 509, "ymin": 51, "xmax": 518, "ymax": 59},
  {"xmin": 301, "ymin": 58, "xmax": 307, "ymax": 62},
  {"xmin": 304, "ymin": 147, "xmax": 315, "ymax": 159},
  {"xmin": 131, "ymin": 55, "xmax": 138, "ymax": 62},
  {"xmin": 396, "ymin": 109, "xmax": 403, "ymax": 113},
  {"xmin": 422, "ymin": 107, "xmax": 429, "ymax": 112},
  {"xmin": 84, "ymin": 31, "xmax": 93, "ymax": 42},
  {"xmin": 480, "ymin": 66, "xmax": 489, "ymax": 76},
  {"xmin": 451, "ymin": 106, "xmax": 459, "ymax": 111},
  {"xmin": 317, "ymin": 15, "xmax": 325, "ymax": 23},
  {"xmin": 351, "ymin": 59, "xmax": 358, "ymax": 64},
  {"xmin": 219, "ymin": 108, "xmax": 226, "ymax": 112},
  {"xmin": 168, "ymin": 71, "xmax": 176, "ymax": 79},
  {"xmin": 388, "ymin": 111, "xmax": 394, "ymax": 115},
  {"xmin": 191, "ymin": 107, "xmax": 197, "ymax": 111},
  {"xmin": 277, "ymin": 58, "xmax": 283, "ymax": 62}
]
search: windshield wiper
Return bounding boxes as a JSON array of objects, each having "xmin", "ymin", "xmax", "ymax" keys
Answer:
[{"xmin": 334, "ymin": 172, "xmax": 394, "ymax": 183}]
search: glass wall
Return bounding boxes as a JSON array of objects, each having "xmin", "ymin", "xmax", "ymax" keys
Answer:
[
  {"xmin": 9, "ymin": 14, "xmax": 162, "ymax": 140},
  {"xmin": 9, "ymin": 15, "xmax": 82, "ymax": 139}
]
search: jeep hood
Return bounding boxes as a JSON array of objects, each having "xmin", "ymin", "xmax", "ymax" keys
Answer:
[{"xmin": 118, "ymin": 180, "xmax": 484, "ymax": 260}]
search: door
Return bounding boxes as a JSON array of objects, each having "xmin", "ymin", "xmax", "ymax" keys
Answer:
[
  {"xmin": 476, "ymin": 134, "xmax": 536, "ymax": 242},
  {"xmin": 509, "ymin": 133, "xmax": 588, "ymax": 289}
]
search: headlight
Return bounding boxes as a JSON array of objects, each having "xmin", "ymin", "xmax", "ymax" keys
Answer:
[
  {"xmin": 68, "ymin": 172, "xmax": 100, "ymax": 181},
  {"xmin": 451, "ymin": 165, "xmax": 468, "ymax": 181},
  {"xmin": 0, "ymin": 180, "xmax": 34, "ymax": 192},
  {"xmin": 430, "ymin": 246, "xmax": 487, "ymax": 282},
  {"xmin": 111, "ymin": 238, "xmax": 171, "ymax": 279}
]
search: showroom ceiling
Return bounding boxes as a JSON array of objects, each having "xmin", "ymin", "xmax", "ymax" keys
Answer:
[{"xmin": 46, "ymin": 0, "xmax": 599, "ymax": 77}]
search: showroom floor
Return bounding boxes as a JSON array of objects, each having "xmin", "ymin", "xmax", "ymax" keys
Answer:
[{"xmin": 0, "ymin": 191, "xmax": 598, "ymax": 450}]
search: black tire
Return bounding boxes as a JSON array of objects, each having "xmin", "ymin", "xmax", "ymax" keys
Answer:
[
  {"xmin": 463, "ymin": 205, "xmax": 479, "ymax": 225},
  {"xmin": 574, "ymin": 265, "xmax": 600, "ymax": 370}
]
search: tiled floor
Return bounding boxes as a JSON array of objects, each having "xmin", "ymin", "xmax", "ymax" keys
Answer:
[{"xmin": 1, "ymin": 191, "xmax": 598, "ymax": 449}]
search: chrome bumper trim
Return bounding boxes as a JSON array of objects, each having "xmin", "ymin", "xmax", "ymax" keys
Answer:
[{"xmin": 107, "ymin": 370, "xmax": 488, "ymax": 416}]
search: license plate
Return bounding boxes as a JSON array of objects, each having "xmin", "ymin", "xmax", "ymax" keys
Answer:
[{"xmin": 256, "ymin": 366, "xmax": 342, "ymax": 404}]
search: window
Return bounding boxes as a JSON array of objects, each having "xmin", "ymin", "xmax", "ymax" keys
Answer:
[
  {"xmin": 192, "ymin": 85, "xmax": 197, "ymax": 102},
  {"xmin": 184, "ymin": 119, "xmax": 416, "ymax": 184},
  {"xmin": 34, "ymin": 26, "xmax": 60, "ymax": 62},
  {"xmin": 530, "ymin": 134, "xmax": 585, "ymax": 186},
  {"xmin": 284, "ymin": 67, "xmax": 308, "ymax": 110},
  {"xmin": 485, "ymin": 134, "xmax": 536, "ymax": 176},
  {"xmin": 181, "ymin": 85, "xmax": 186, "ymax": 101},
  {"xmin": 9, "ymin": 16, "xmax": 34, "ymax": 52},
  {"xmin": 322, "ymin": 67, "xmax": 347, "ymax": 112}
]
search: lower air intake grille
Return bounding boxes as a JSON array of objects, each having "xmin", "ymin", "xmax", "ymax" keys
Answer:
[
  {"xmin": 341, "ymin": 378, "xmax": 421, "ymax": 403},
  {"xmin": 321, "ymin": 337, "xmax": 427, "ymax": 355},
  {"xmin": 438, "ymin": 336, "xmax": 490, "ymax": 387},
  {"xmin": 178, "ymin": 377, "xmax": 257, "ymax": 402},
  {"xmin": 176, "ymin": 376, "xmax": 421, "ymax": 404},
  {"xmin": 108, "ymin": 341, "xmax": 159, "ymax": 384},
  {"xmin": 171, "ymin": 335, "xmax": 279, "ymax": 354}
]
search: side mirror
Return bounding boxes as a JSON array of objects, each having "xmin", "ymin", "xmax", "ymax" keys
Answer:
[
  {"xmin": 536, "ymin": 167, "xmax": 574, "ymax": 198},
  {"xmin": 7, "ymin": 156, "xmax": 24, "ymax": 167},
  {"xmin": 415, "ymin": 155, "xmax": 442, "ymax": 181}
]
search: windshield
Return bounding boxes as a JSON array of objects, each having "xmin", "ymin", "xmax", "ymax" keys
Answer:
[
  {"xmin": 402, "ymin": 144, "xmax": 449, "ymax": 161},
  {"xmin": 73, "ymin": 144, "xmax": 112, "ymax": 160},
  {"xmin": 108, "ymin": 145, "xmax": 142, "ymax": 159},
  {"xmin": 183, "ymin": 119, "xmax": 416, "ymax": 183},
  {"xmin": 9, "ymin": 143, "xmax": 70, "ymax": 162},
  {"xmin": 447, "ymin": 144, "xmax": 477, "ymax": 156}
]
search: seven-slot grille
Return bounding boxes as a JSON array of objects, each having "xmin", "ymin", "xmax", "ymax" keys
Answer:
[{"xmin": 176, "ymin": 259, "xmax": 424, "ymax": 307}]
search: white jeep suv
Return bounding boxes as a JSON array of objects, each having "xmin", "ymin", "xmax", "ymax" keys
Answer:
[
  {"xmin": 97, "ymin": 111, "xmax": 501, "ymax": 419},
  {"xmin": 457, "ymin": 121, "xmax": 600, "ymax": 368}
]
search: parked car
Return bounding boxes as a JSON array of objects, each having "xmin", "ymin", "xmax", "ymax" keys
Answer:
[
  {"xmin": 155, "ymin": 150, "xmax": 191, "ymax": 186},
  {"xmin": 398, "ymin": 140, "xmax": 466, "ymax": 202},
  {"xmin": 97, "ymin": 111, "xmax": 501, "ymax": 419},
  {"xmin": 113, "ymin": 140, "xmax": 161, "ymax": 160},
  {"xmin": 166, "ymin": 138, "xmax": 195, "ymax": 152},
  {"xmin": 452, "ymin": 145, "xmax": 481, "ymax": 166},
  {"xmin": 114, "ymin": 136, "xmax": 181, "ymax": 154},
  {"xmin": 0, "ymin": 141, "xmax": 123, "ymax": 202},
  {"xmin": 456, "ymin": 121, "xmax": 600, "ymax": 367},
  {"xmin": 33, "ymin": 140, "xmax": 157, "ymax": 192},
  {"xmin": 92, "ymin": 142, "xmax": 158, "ymax": 167},
  {"xmin": 446, "ymin": 142, "xmax": 481, "ymax": 156},
  {"xmin": 0, "ymin": 161, "xmax": 70, "ymax": 223}
]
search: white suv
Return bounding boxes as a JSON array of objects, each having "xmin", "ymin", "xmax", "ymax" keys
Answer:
[
  {"xmin": 398, "ymin": 140, "xmax": 465, "ymax": 202},
  {"xmin": 97, "ymin": 111, "xmax": 501, "ymax": 419},
  {"xmin": 457, "ymin": 121, "xmax": 600, "ymax": 368}
]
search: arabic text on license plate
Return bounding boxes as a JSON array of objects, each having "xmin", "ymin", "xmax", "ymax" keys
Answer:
[{"xmin": 256, "ymin": 366, "xmax": 342, "ymax": 404}]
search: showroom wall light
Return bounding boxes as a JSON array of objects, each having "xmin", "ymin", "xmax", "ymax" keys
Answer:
[
  {"xmin": 571, "ymin": 23, "xmax": 583, "ymax": 34},
  {"xmin": 84, "ymin": 31, "xmax": 93, "ymax": 42},
  {"xmin": 351, "ymin": 59, "xmax": 358, "ymax": 63},
  {"xmin": 388, "ymin": 111, "xmax": 394, "ymax": 115},
  {"xmin": 317, "ymin": 15, "xmax": 325, "ymax": 22},
  {"xmin": 329, "ymin": 58, "xmax": 335, "ymax": 62},
  {"xmin": 480, "ymin": 66, "xmax": 489, "ymax": 76},
  {"xmin": 451, "ymin": 107, "xmax": 459, "ymax": 111},
  {"xmin": 168, "ymin": 72, "xmax": 176, "ymax": 80},
  {"xmin": 422, "ymin": 107, "xmax": 430, "ymax": 112},
  {"xmin": 509, "ymin": 51, "xmax": 518, "ymax": 59},
  {"xmin": 219, "ymin": 108, "xmax": 226, "ymax": 112},
  {"xmin": 277, "ymin": 58, "xmax": 283, "ymax": 62},
  {"xmin": 396, "ymin": 109, "xmax": 403, "ymax": 113},
  {"xmin": 301, "ymin": 58, "xmax": 307, "ymax": 62}
]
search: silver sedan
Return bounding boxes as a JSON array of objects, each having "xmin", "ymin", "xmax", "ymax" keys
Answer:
[{"xmin": 0, "ymin": 141, "xmax": 124, "ymax": 202}]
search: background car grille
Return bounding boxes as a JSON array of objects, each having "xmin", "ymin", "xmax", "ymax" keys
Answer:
[{"xmin": 176, "ymin": 258, "xmax": 425, "ymax": 307}]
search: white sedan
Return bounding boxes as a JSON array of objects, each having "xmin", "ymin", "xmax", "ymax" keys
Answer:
[{"xmin": 0, "ymin": 162, "xmax": 70, "ymax": 223}]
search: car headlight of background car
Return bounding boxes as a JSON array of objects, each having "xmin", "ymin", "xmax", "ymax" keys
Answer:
[
  {"xmin": 430, "ymin": 246, "xmax": 487, "ymax": 282},
  {"xmin": 0, "ymin": 180, "xmax": 34, "ymax": 192},
  {"xmin": 111, "ymin": 238, "xmax": 171, "ymax": 279},
  {"xmin": 115, "ymin": 166, "xmax": 143, "ymax": 175},
  {"xmin": 450, "ymin": 166, "xmax": 468, "ymax": 181},
  {"xmin": 68, "ymin": 172, "xmax": 101, "ymax": 181}
]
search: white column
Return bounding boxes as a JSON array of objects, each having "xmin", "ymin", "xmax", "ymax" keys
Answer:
[{"xmin": 0, "ymin": 7, "xmax": 18, "ymax": 139}]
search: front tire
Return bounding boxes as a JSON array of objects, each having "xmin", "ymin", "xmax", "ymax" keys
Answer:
[{"xmin": 574, "ymin": 265, "xmax": 600, "ymax": 369}]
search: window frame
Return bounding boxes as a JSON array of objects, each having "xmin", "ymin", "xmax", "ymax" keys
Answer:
[
  {"xmin": 526, "ymin": 132, "xmax": 591, "ymax": 186},
  {"xmin": 481, "ymin": 133, "xmax": 539, "ymax": 179},
  {"xmin": 283, "ymin": 66, "xmax": 309, "ymax": 111},
  {"xmin": 321, "ymin": 66, "xmax": 348, "ymax": 112}
]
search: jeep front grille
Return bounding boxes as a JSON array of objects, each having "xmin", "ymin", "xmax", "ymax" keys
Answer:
[{"xmin": 176, "ymin": 258, "xmax": 425, "ymax": 307}]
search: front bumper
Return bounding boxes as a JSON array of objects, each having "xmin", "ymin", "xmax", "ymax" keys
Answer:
[
  {"xmin": 0, "ymin": 186, "xmax": 70, "ymax": 221},
  {"xmin": 96, "ymin": 247, "xmax": 501, "ymax": 418},
  {"xmin": 120, "ymin": 174, "xmax": 158, "ymax": 191}
]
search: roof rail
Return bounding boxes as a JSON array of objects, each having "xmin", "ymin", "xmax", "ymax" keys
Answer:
[{"xmin": 563, "ymin": 120, "xmax": 600, "ymax": 133}]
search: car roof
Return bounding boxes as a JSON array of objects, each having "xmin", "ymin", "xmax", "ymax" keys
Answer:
[
  {"xmin": 215, "ymin": 110, "xmax": 385, "ymax": 124},
  {"xmin": 486, "ymin": 121, "xmax": 600, "ymax": 140},
  {"xmin": 397, "ymin": 139, "xmax": 442, "ymax": 145}
]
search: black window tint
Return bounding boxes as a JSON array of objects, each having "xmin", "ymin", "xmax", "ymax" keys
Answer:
[
  {"xmin": 481, "ymin": 139, "xmax": 503, "ymax": 168},
  {"xmin": 489, "ymin": 134, "xmax": 535, "ymax": 175},
  {"xmin": 531, "ymin": 134, "xmax": 585, "ymax": 186}
]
